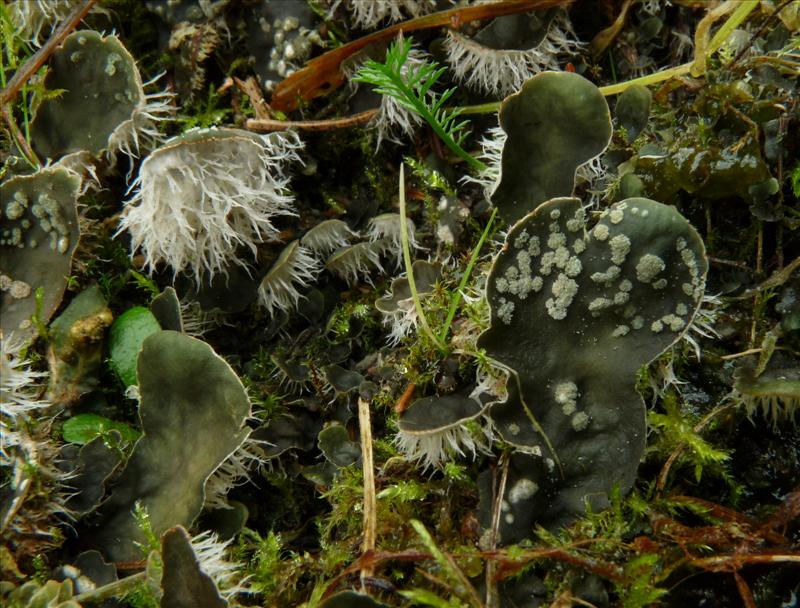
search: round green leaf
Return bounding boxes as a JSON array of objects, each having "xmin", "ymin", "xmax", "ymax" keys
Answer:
[
  {"xmin": 108, "ymin": 306, "xmax": 161, "ymax": 386},
  {"xmin": 62, "ymin": 413, "xmax": 141, "ymax": 445}
]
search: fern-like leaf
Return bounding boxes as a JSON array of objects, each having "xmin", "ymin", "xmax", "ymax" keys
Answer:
[{"xmin": 354, "ymin": 36, "xmax": 486, "ymax": 172}]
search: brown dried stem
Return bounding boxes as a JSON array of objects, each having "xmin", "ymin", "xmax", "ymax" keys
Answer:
[{"xmin": 246, "ymin": 109, "xmax": 377, "ymax": 132}]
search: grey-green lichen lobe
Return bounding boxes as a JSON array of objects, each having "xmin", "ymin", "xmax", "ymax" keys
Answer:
[
  {"xmin": 1, "ymin": 167, "xmax": 81, "ymax": 338},
  {"xmin": 478, "ymin": 195, "xmax": 708, "ymax": 535}
]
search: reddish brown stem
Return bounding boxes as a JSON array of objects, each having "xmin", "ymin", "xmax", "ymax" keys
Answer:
[{"xmin": 246, "ymin": 109, "xmax": 378, "ymax": 132}]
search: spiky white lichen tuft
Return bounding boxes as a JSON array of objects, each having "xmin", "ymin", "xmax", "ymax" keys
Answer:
[
  {"xmin": 470, "ymin": 365, "xmax": 509, "ymax": 404},
  {"xmin": 1, "ymin": 335, "xmax": 73, "ymax": 542},
  {"xmin": 109, "ymin": 73, "xmax": 174, "ymax": 166},
  {"xmin": 120, "ymin": 129, "xmax": 304, "ymax": 283},
  {"xmin": 395, "ymin": 414, "xmax": 493, "ymax": 471},
  {"xmin": 301, "ymin": 219, "xmax": 358, "ymax": 255},
  {"xmin": 9, "ymin": 0, "xmax": 80, "ymax": 46},
  {"xmin": 575, "ymin": 155, "xmax": 609, "ymax": 208},
  {"xmin": 179, "ymin": 298, "xmax": 223, "ymax": 337},
  {"xmin": 444, "ymin": 11, "xmax": 583, "ymax": 97},
  {"xmin": 381, "ymin": 299, "xmax": 418, "ymax": 346},
  {"xmin": 258, "ymin": 241, "xmax": 321, "ymax": 316},
  {"xmin": 1, "ymin": 335, "xmax": 48, "ymax": 423},
  {"xmin": 328, "ymin": 0, "xmax": 435, "ymax": 29},
  {"xmin": 647, "ymin": 351, "xmax": 688, "ymax": 404},
  {"xmin": 326, "ymin": 241, "xmax": 385, "ymax": 286},
  {"xmin": 462, "ymin": 126, "xmax": 506, "ymax": 200},
  {"xmin": 682, "ymin": 293, "xmax": 722, "ymax": 360},
  {"xmin": 190, "ymin": 531, "xmax": 249, "ymax": 600},
  {"xmin": 1, "ymin": 335, "xmax": 52, "ymax": 469},
  {"xmin": 204, "ymin": 437, "xmax": 268, "ymax": 511},
  {"xmin": 368, "ymin": 213, "xmax": 419, "ymax": 268}
]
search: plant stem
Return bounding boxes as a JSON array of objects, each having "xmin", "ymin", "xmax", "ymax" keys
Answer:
[
  {"xmin": 399, "ymin": 163, "xmax": 443, "ymax": 349},
  {"xmin": 439, "ymin": 207, "xmax": 498, "ymax": 344}
]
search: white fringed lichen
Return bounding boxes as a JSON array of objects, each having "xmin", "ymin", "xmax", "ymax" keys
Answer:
[
  {"xmin": 301, "ymin": 219, "xmax": 358, "ymax": 255},
  {"xmin": 108, "ymin": 72, "xmax": 174, "ymax": 165},
  {"xmin": 326, "ymin": 241, "xmax": 385, "ymax": 286},
  {"xmin": 328, "ymin": 0, "xmax": 435, "ymax": 29},
  {"xmin": 463, "ymin": 125, "xmax": 506, "ymax": 199},
  {"xmin": 204, "ymin": 437, "xmax": 268, "ymax": 511},
  {"xmin": 120, "ymin": 128, "xmax": 304, "ymax": 283},
  {"xmin": 258, "ymin": 241, "xmax": 321, "ymax": 315},
  {"xmin": 368, "ymin": 212, "xmax": 419, "ymax": 268},
  {"xmin": 189, "ymin": 530, "xmax": 249, "ymax": 600},
  {"xmin": 1, "ymin": 335, "xmax": 71, "ymax": 545},
  {"xmin": 395, "ymin": 415, "xmax": 493, "ymax": 471},
  {"xmin": 9, "ymin": 0, "xmax": 81, "ymax": 46},
  {"xmin": 444, "ymin": 11, "xmax": 583, "ymax": 97}
]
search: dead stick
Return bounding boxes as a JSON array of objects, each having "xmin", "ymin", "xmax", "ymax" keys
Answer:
[
  {"xmin": 358, "ymin": 396, "xmax": 377, "ymax": 586},
  {"xmin": 246, "ymin": 109, "xmax": 378, "ymax": 132},
  {"xmin": 1, "ymin": 0, "xmax": 97, "ymax": 104}
]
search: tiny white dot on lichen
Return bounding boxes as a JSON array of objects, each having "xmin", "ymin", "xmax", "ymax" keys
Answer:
[
  {"xmin": 572, "ymin": 238, "xmax": 586, "ymax": 253},
  {"xmin": 550, "ymin": 209, "xmax": 561, "ymax": 219},
  {"xmin": 609, "ymin": 208, "xmax": 624, "ymax": 224},
  {"xmin": 651, "ymin": 320, "xmax": 664, "ymax": 333}
]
